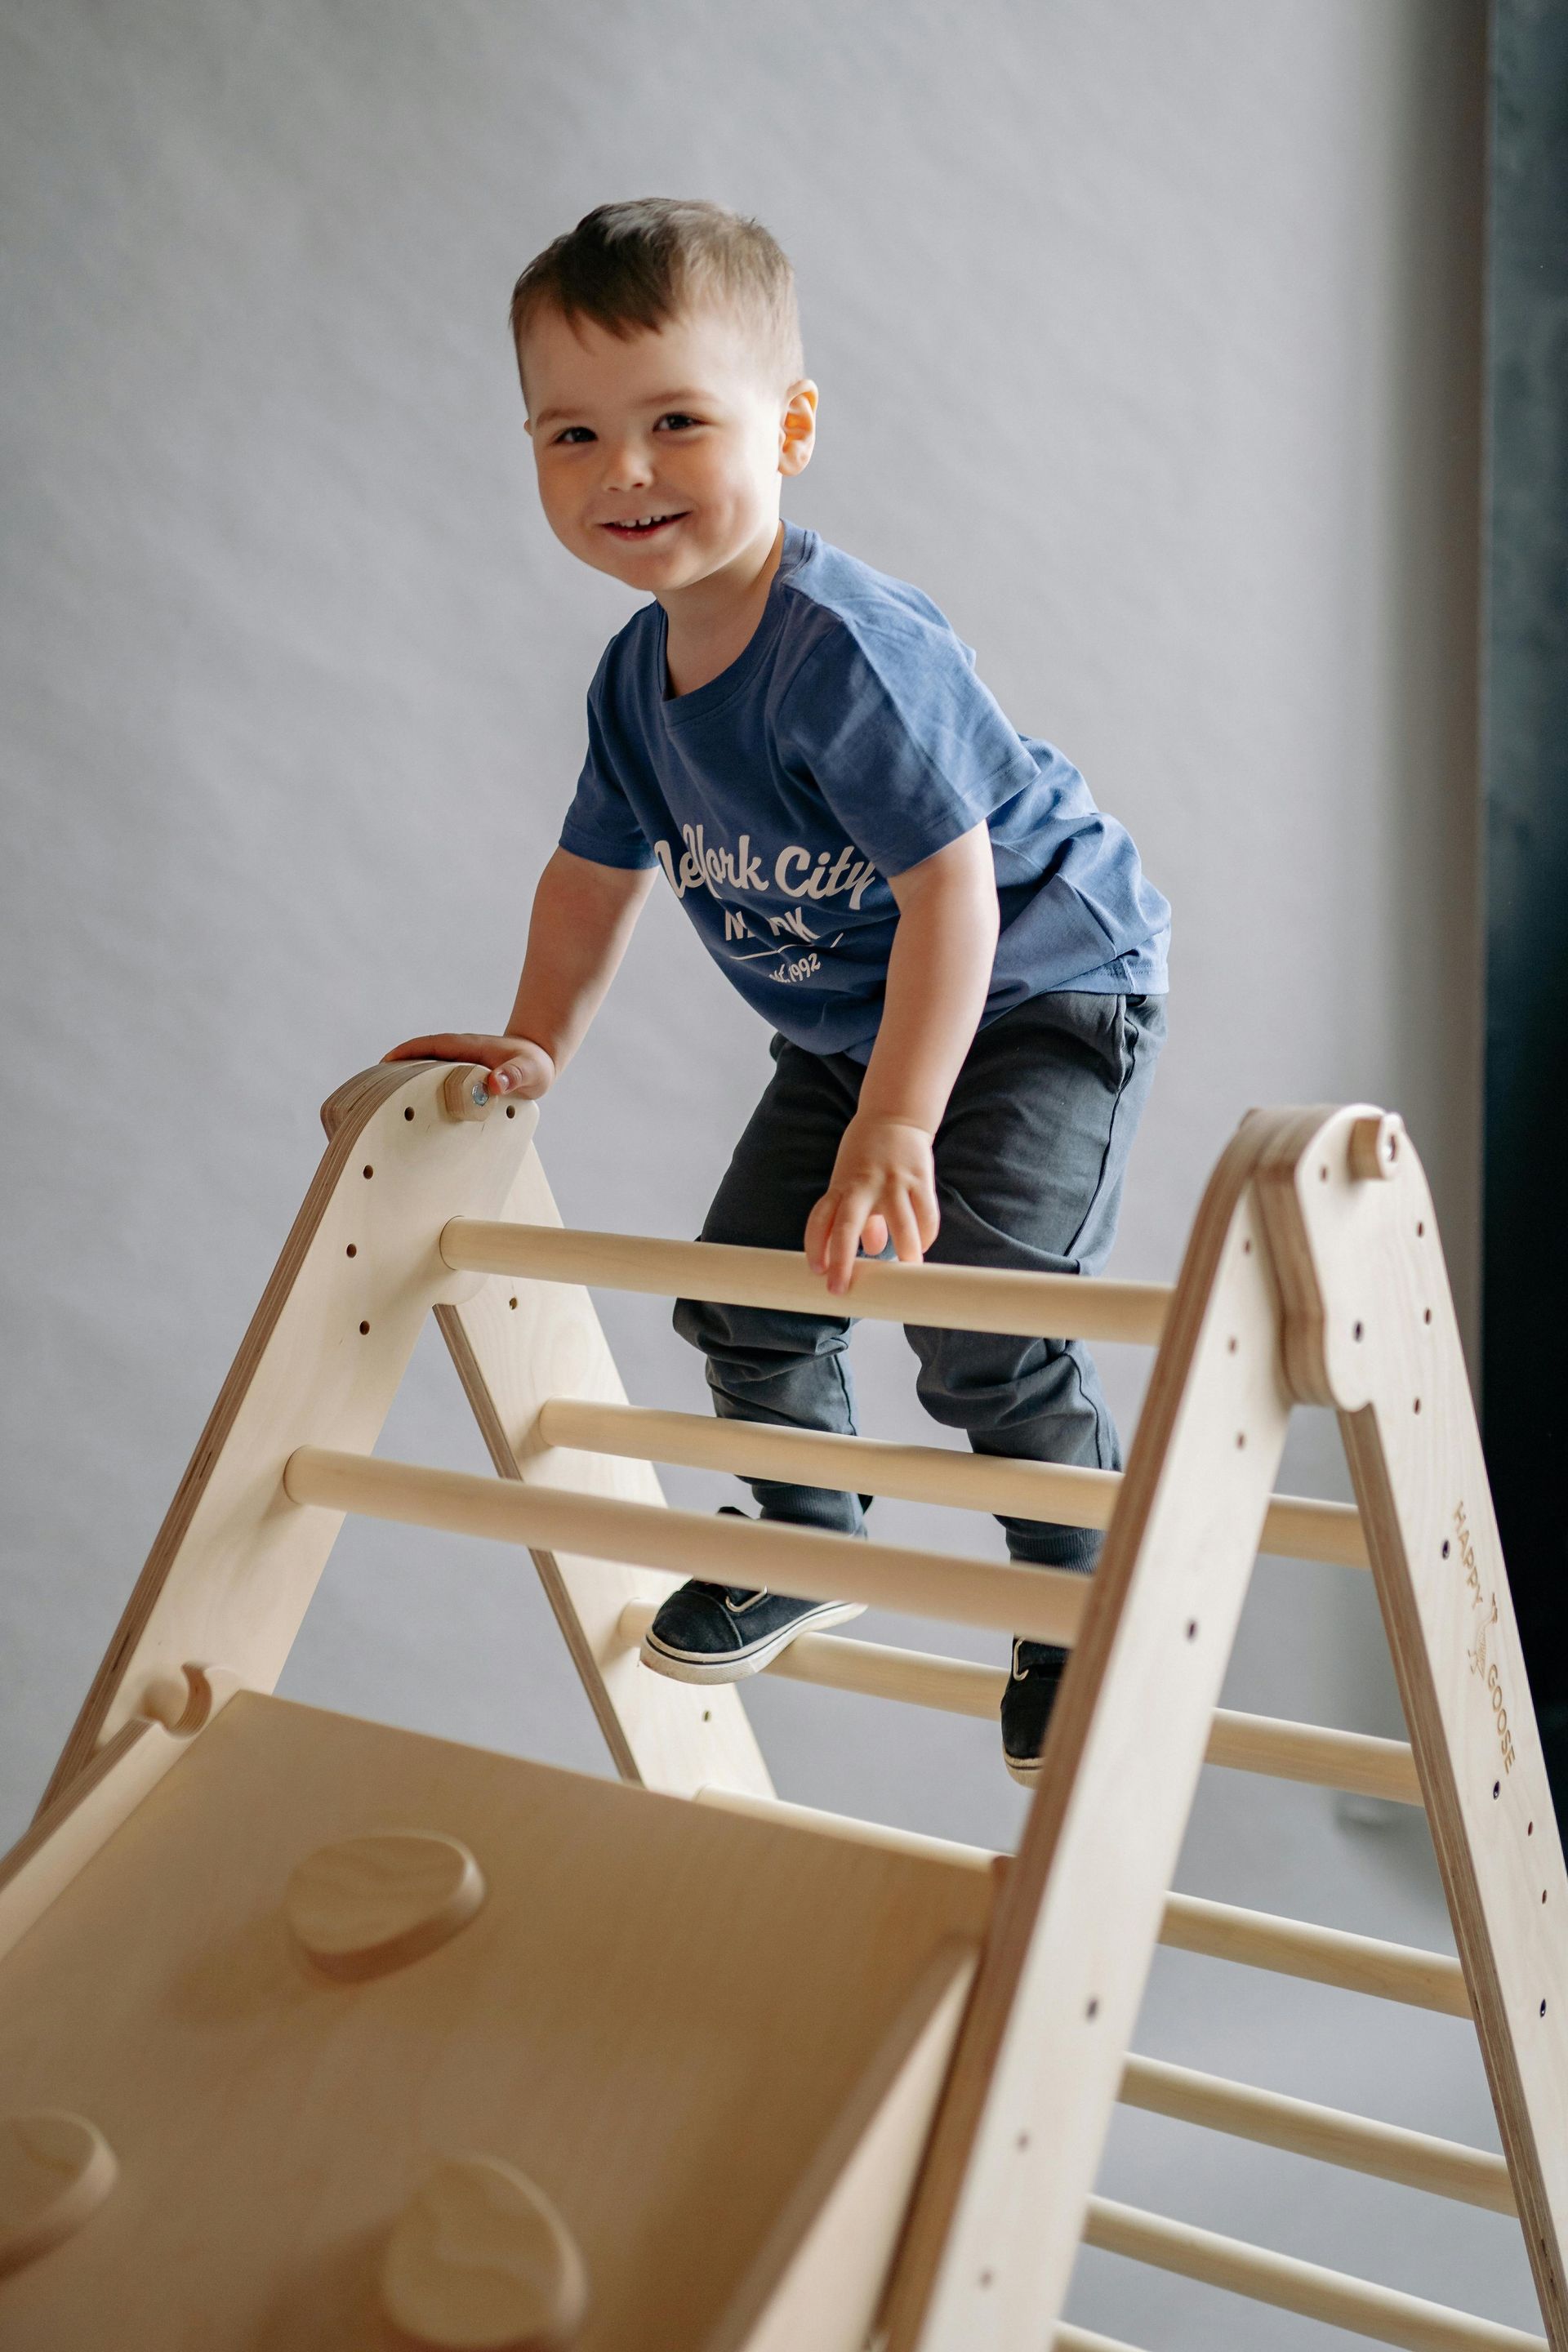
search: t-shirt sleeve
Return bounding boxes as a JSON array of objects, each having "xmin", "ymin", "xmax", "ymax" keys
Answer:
[
  {"xmin": 776, "ymin": 615, "xmax": 1042, "ymax": 877},
  {"xmin": 558, "ymin": 668, "xmax": 657, "ymax": 871}
]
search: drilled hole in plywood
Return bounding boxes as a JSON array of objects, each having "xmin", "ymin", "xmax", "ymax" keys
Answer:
[
  {"xmin": 506, "ymin": 1103, "xmax": 517, "ymax": 1117},
  {"xmin": 509, "ymin": 1297, "xmax": 519, "ymax": 1310},
  {"xmin": 345, "ymin": 1245, "xmax": 357, "ymax": 1258},
  {"xmin": 404, "ymin": 1107, "xmax": 415, "ymax": 1121},
  {"xmin": 1085, "ymin": 1998, "xmax": 1099, "ymax": 2020},
  {"xmin": 1352, "ymin": 1321, "xmax": 1364, "ymax": 1341},
  {"xmin": 363, "ymin": 1165, "xmax": 374, "ymax": 1180},
  {"xmin": 1185, "ymin": 1620, "xmax": 1199, "ymax": 1641},
  {"xmin": 1423, "ymin": 1308, "xmax": 1432, "ymax": 1325},
  {"xmin": 359, "ymin": 1322, "xmax": 371, "ymax": 1336},
  {"xmin": 1227, "ymin": 1337, "xmax": 1237, "ymax": 1354},
  {"xmin": 1414, "ymin": 1398, "xmax": 1422, "ymax": 1414},
  {"xmin": 1494, "ymin": 1782, "xmax": 1502, "ymax": 1800},
  {"xmin": 1442, "ymin": 1540, "xmax": 1450, "ymax": 1558},
  {"xmin": 1417, "ymin": 1220, "xmax": 1426, "ymax": 1237}
]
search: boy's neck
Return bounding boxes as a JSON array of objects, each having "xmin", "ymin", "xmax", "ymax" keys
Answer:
[{"xmin": 659, "ymin": 519, "xmax": 786, "ymax": 698}]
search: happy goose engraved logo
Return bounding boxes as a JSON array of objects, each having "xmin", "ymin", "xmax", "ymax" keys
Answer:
[{"xmin": 1454, "ymin": 1501, "xmax": 1517, "ymax": 1775}]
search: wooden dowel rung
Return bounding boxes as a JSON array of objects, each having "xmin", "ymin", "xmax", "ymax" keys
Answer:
[
  {"xmin": 1203, "ymin": 1709, "xmax": 1421, "ymax": 1806},
  {"xmin": 540, "ymin": 1397, "xmax": 1369, "ymax": 1568},
  {"xmin": 688, "ymin": 1787, "xmax": 1468, "ymax": 2018},
  {"xmin": 618, "ymin": 1608, "xmax": 1420, "ymax": 1806},
  {"xmin": 617, "ymin": 1604, "xmax": 1003, "ymax": 1718},
  {"xmin": 281, "ymin": 1448, "xmax": 1090, "ymax": 1645},
  {"xmin": 1160, "ymin": 1891, "xmax": 1471, "ymax": 2017},
  {"xmin": 1118, "ymin": 2054, "xmax": 1514, "ymax": 2212},
  {"xmin": 691, "ymin": 1784, "xmax": 998, "ymax": 1873},
  {"xmin": 439, "ymin": 1221, "xmax": 1172, "ymax": 1346},
  {"xmin": 1082, "ymin": 2197, "xmax": 1543, "ymax": 2350},
  {"xmin": 1054, "ymin": 2328, "xmax": 1149, "ymax": 2352}
]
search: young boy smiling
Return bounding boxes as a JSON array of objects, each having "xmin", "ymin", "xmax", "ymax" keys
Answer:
[{"xmin": 388, "ymin": 199, "xmax": 1169, "ymax": 1781}]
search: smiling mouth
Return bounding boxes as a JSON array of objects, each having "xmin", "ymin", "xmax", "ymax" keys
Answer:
[{"xmin": 601, "ymin": 512, "xmax": 688, "ymax": 541}]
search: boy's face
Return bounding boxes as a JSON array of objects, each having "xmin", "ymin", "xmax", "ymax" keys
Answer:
[{"xmin": 522, "ymin": 303, "xmax": 815, "ymax": 597}]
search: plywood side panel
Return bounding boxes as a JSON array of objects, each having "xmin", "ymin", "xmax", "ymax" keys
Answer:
[
  {"xmin": 40, "ymin": 1065, "xmax": 537, "ymax": 1809},
  {"xmin": 711, "ymin": 1946, "xmax": 977, "ymax": 2352},
  {"xmin": 884, "ymin": 1113, "xmax": 1297, "ymax": 2351},
  {"xmin": 1257, "ymin": 1108, "xmax": 1568, "ymax": 2347}
]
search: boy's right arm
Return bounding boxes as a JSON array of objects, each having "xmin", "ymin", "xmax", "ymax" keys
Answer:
[{"xmin": 383, "ymin": 845, "xmax": 655, "ymax": 1099}]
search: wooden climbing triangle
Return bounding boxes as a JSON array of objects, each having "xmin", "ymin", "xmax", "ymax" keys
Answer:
[{"xmin": 0, "ymin": 1061, "xmax": 1561, "ymax": 2352}]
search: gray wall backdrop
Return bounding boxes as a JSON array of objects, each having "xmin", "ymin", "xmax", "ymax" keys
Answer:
[{"xmin": 4, "ymin": 3, "xmax": 1524, "ymax": 2345}]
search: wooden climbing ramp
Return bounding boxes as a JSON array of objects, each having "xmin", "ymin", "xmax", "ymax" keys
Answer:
[{"xmin": 0, "ymin": 1061, "xmax": 1561, "ymax": 2351}]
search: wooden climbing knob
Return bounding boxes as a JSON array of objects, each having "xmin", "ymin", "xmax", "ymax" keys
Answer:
[
  {"xmin": 442, "ymin": 1066, "xmax": 495, "ymax": 1123},
  {"xmin": 380, "ymin": 2156, "xmax": 588, "ymax": 2349},
  {"xmin": 1348, "ymin": 1111, "xmax": 1405, "ymax": 1182},
  {"xmin": 285, "ymin": 1830, "xmax": 486, "ymax": 1982},
  {"xmin": 0, "ymin": 2111, "xmax": 118, "ymax": 2277}
]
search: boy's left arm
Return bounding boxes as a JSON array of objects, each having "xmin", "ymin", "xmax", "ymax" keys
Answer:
[{"xmin": 804, "ymin": 822, "xmax": 1000, "ymax": 1294}]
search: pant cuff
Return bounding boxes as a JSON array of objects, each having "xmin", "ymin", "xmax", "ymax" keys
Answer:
[{"xmin": 1002, "ymin": 1521, "xmax": 1102, "ymax": 1571}]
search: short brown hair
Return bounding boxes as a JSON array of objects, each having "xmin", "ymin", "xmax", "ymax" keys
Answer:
[{"xmin": 510, "ymin": 199, "xmax": 803, "ymax": 391}]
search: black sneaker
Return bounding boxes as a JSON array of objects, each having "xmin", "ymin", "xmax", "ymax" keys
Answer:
[
  {"xmin": 1001, "ymin": 1638, "xmax": 1070, "ymax": 1785},
  {"xmin": 639, "ymin": 1510, "xmax": 866, "ymax": 1683}
]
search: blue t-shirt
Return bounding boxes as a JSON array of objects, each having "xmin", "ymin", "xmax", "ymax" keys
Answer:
[{"xmin": 560, "ymin": 521, "xmax": 1169, "ymax": 1061}]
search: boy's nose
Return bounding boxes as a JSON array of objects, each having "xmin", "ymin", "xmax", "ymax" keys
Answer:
[{"xmin": 602, "ymin": 440, "xmax": 655, "ymax": 492}]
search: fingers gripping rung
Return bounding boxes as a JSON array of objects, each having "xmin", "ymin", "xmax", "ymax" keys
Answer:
[
  {"xmin": 439, "ymin": 1219, "xmax": 1173, "ymax": 1345},
  {"xmin": 616, "ymin": 1608, "xmax": 1422, "ymax": 1806},
  {"xmin": 281, "ymin": 1447, "xmax": 1089, "ymax": 1644},
  {"xmin": 1082, "ymin": 2198, "xmax": 1544, "ymax": 2351},
  {"xmin": 544, "ymin": 1398, "xmax": 1370, "ymax": 1569}
]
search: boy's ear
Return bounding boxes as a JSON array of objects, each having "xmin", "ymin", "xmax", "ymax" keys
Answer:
[{"xmin": 779, "ymin": 379, "xmax": 818, "ymax": 477}]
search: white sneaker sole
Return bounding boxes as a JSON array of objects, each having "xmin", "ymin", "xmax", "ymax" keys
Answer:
[{"xmin": 639, "ymin": 1600, "xmax": 868, "ymax": 1685}]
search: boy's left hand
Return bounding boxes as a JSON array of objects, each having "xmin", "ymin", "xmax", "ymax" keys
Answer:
[{"xmin": 804, "ymin": 1112, "xmax": 940, "ymax": 1296}]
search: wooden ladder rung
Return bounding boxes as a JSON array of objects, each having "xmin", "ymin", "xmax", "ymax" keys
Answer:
[
  {"xmin": 439, "ymin": 1220, "xmax": 1173, "ymax": 1345},
  {"xmin": 690, "ymin": 1788, "xmax": 1471, "ymax": 2017},
  {"xmin": 617, "ymin": 1606, "xmax": 1421, "ymax": 1806},
  {"xmin": 1055, "ymin": 2328, "xmax": 1148, "ymax": 2352},
  {"xmin": 1160, "ymin": 1891, "xmax": 1471, "ymax": 2017},
  {"xmin": 540, "ymin": 1397, "xmax": 1370, "ymax": 1567},
  {"xmin": 1082, "ymin": 2196, "xmax": 1544, "ymax": 2351},
  {"xmin": 281, "ymin": 1447, "xmax": 1090, "ymax": 1644},
  {"xmin": 1118, "ymin": 2054, "xmax": 1513, "ymax": 2212}
]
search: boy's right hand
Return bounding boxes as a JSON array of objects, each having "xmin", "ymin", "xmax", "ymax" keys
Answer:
[{"xmin": 381, "ymin": 1033, "xmax": 557, "ymax": 1100}]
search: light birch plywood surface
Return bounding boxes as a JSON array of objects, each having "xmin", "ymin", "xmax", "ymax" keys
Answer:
[
  {"xmin": 1257, "ymin": 1107, "xmax": 1568, "ymax": 2345},
  {"xmin": 0, "ymin": 1691, "xmax": 990, "ymax": 2352}
]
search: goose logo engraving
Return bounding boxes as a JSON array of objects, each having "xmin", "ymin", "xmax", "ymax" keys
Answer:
[{"xmin": 1454, "ymin": 1502, "xmax": 1516, "ymax": 1775}]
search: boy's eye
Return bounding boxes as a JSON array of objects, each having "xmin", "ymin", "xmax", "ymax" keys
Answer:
[
  {"xmin": 553, "ymin": 425, "xmax": 595, "ymax": 445},
  {"xmin": 657, "ymin": 412, "xmax": 702, "ymax": 432}
]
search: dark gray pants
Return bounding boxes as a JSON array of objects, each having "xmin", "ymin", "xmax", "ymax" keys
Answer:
[{"xmin": 672, "ymin": 991, "xmax": 1166, "ymax": 1566}]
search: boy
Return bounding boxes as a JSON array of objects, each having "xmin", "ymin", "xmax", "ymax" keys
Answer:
[{"xmin": 388, "ymin": 198, "xmax": 1169, "ymax": 1782}]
